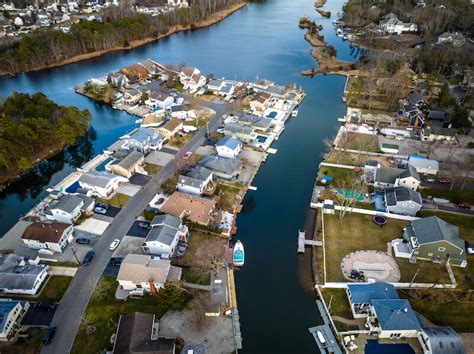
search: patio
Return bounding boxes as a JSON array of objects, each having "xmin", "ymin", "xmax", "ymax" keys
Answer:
[{"xmin": 341, "ymin": 250, "xmax": 401, "ymax": 282}]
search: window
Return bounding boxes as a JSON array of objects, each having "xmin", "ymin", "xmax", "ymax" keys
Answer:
[{"xmin": 438, "ymin": 247, "xmax": 446, "ymax": 252}]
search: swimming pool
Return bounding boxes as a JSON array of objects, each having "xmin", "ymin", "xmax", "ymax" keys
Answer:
[
  {"xmin": 365, "ymin": 340, "xmax": 415, "ymax": 354},
  {"xmin": 256, "ymin": 135, "xmax": 268, "ymax": 143},
  {"xmin": 95, "ymin": 157, "xmax": 114, "ymax": 172},
  {"xmin": 266, "ymin": 111, "xmax": 278, "ymax": 119}
]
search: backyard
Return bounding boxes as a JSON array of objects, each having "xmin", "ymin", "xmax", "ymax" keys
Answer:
[
  {"xmin": 318, "ymin": 166, "xmax": 361, "ymax": 187},
  {"xmin": 320, "ymin": 288, "xmax": 360, "ymax": 332},
  {"xmin": 71, "ymin": 276, "xmax": 192, "ymax": 354},
  {"xmin": 339, "ymin": 132, "xmax": 380, "ymax": 152},
  {"xmin": 215, "ymin": 183, "xmax": 243, "ymax": 211}
]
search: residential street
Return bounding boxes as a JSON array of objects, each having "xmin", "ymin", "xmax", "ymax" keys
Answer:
[{"xmin": 41, "ymin": 99, "xmax": 228, "ymax": 354}]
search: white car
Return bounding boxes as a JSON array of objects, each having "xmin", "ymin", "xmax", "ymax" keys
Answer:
[
  {"xmin": 467, "ymin": 247, "xmax": 474, "ymax": 255},
  {"xmin": 109, "ymin": 239, "xmax": 120, "ymax": 251}
]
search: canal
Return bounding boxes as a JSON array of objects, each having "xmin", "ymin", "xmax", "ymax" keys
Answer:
[{"xmin": 0, "ymin": 0, "xmax": 362, "ymax": 352}]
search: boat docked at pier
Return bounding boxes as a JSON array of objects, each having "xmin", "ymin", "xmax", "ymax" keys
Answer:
[{"xmin": 233, "ymin": 240, "xmax": 245, "ymax": 267}]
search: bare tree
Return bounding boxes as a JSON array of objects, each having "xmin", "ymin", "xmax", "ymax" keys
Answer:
[{"xmin": 334, "ymin": 178, "xmax": 365, "ymax": 220}]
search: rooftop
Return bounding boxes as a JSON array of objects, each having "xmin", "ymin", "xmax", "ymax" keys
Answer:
[
  {"xmin": 112, "ymin": 151, "xmax": 144, "ymax": 171},
  {"xmin": 408, "ymin": 216, "xmax": 464, "ymax": 251},
  {"xmin": 384, "ymin": 187, "xmax": 422, "ymax": 206},
  {"xmin": 21, "ymin": 222, "xmax": 71, "ymax": 243},
  {"xmin": 117, "ymin": 254, "xmax": 171, "ymax": 284},
  {"xmin": 372, "ymin": 299, "xmax": 421, "ymax": 331},
  {"xmin": 160, "ymin": 191, "xmax": 215, "ymax": 225},
  {"xmin": 347, "ymin": 282, "xmax": 398, "ymax": 304},
  {"xmin": 215, "ymin": 136, "xmax": 242, "ymax": 150},
  {"xmin": 44, "ymin": 194, "xmax": 83, "ymax": 214},
  {"xmin": 79, "ymin": 171, "xmax": 120, "ymax": 188},
  {"xmin": 0, "ymin": 254, "xmax": 48, "ymax": 291}
]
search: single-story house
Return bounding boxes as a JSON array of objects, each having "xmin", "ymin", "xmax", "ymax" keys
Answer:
[
  {"xmin": 374, "ymin": 164, "xmax": 421, "ymax": 191},
  {"xmin": 78, "ymin": 171, "xmax": 128, "ymax": 198},
  {"xmin": 198, "ymin": 155, "xmax": 242, "ymax": 180},
  {"xmin": 215, "ymin": 136, "xmax": 243, "ymax": 159},
  {"xmin": 144, "ymin": 91, "xmax": 174, "ymax": 110},
  {"xmin": 418, "ymin": 326, "xmax": 465, "ymax": 354},
  {"xmin": 160, "ymin": 191, "xmax": 216, "ymax": 225},
  {"xmin": 0, "ymin": 254, "xmax": 49, "ymax": 295},
  {"xmin": 44, "ymin": 194, "xmax": 86, "ymax": 224},
  {"xmin": 401, "ymin": 216, "xmax": 467, "ymax": 267},
  {"xmin": 380, "ymin": 143, "xmax": 399, "ymax": 154},
  {"xmin": 421, "ymin": 127, "xmax": 457, "ymax": 143},
  {"xmin": 346, "ymin": 282, "xmax": 398, "ymax": 318},
  {"xmin": 207, "ymin": 79, "xmax": 234, "ymax": 96},
  {"xmin": 117, "ymin": 254, "xmax": 181, "ymax": 293},
  {"xmin": 384, "ymin": 186, "xmax": 422, "ymax": 216},
  {"xmin": 407, "ymin": 156, "xmax": 439, "ymax": 175},
  {"xmin": 123, "ymin": 88, "xmax": 143, "ymax": 104},
  {"xmin": 179, "ymin": 66, "xmax": 206, "ymax": 91},
  {"xmin": 142, "ymin": 214, "xmax": 188, "ymax": 256},
  {"xmin": 177, "ymin": 166, "xmax": 213, "ymax": 196},
  {"xmin": 207, "ymin": 79, "xmax": 225, "ymax": 92},
  {"xmin": 157, "ymin": 118, "xmax": 183, "ymax": 139},
  {"xmin": 0, "ymin": 299, "xmax": 30, "ymax": 342},
  {"xmin": 250, "ymin": 91, "xmax": 271, "ymax": 113},
  {"xmin": 237, "ymin": 114, "xmax": 273, "ymax": 132},
  {"xmin": 223, "ymin": 122, "xmax": 256, "ymax": 143},
  {"xmin": 110, "ymin": 151, "xmax": 145, "ymax": 178},
  {"xmin": 122, "ymin": 127, "xmax": 164, "ymax": 153},
  {"xmin": 168, "ymin": 104, "xmax": 196, "ymax": 120},
  {"xmin": 112, "ymin": 312, "xmax": 176, "ymax": 354},
  {"xmin": 21, "ymin": 222, "xmax": 74, "ymax": 253}
]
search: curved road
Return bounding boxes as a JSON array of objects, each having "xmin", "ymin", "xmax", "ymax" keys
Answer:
[{"xmin": 42, "ymin": 98, "xmax": 229, "ymax": 354}]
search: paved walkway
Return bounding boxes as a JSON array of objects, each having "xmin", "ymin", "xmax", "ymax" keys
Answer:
[{"xmin": 332, "ymin": 316, "xmax": 361, "ymax": 327}]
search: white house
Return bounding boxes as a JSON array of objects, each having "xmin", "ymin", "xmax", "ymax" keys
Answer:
[
  {"xmin": 78, "ymin": 171, "xmax": 128, "ymax": 198},
  {"xmin": 0, "ymin": 299, "xmax": 30, "ymax": 342},
  {"xmin": 142, "ymin": 214, "xmax": 188, "ymax": 256},
  {"xmin": 169, "ymin": 104, "xmax": 196, "ymax": 120},
  {"xmin": 117, "ymin": 254, "xmax": 181, "ymax": 293},
  {"xmin": 384, "ymin": 187, "xmax": 422, "ymax": 216},
  {"xmin": 0, "ymin": 254, "xmax": 49, "ymax": 295},
  {"xmin": 407, "ymin": 156, "xmax": 439, "ymax": 175},
  {"xmin": 421, "ymin": 127, "xmax": 457, "ymax": 143},
  {"xmin": 44, "ymin": 194, "xmax": 89, "ymax": 224},
  {"xmin": 215, "ymin": 136, "xmax": 243, "ymax": 159},
  {"xmin": 122, "ymin": 127, "xmax": 164, "ymax": 153},
  {"xmin": 179, "ymin": 66, "xmax": 206, "ymax": 91},
  {"xmin": 144, "ymin": 91, "xmax": 174, "ymax": 110},
  {"xmin": 177, "ymin": 166, "xmax": 213, "ymax": 195},
  {"xmin": 374, "ymin": 164, "xmax": 421, "ymax": 191},
  {"xmin": 21, "ymin": 222, "xmax": 75, "ymax": 253},
  {"xmin": 379, "ymin": 13, "xmax": 418, "ymax": 34}
]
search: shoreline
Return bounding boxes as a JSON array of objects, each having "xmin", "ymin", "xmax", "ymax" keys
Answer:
[{"xmin": 0, "ymin": 2, "xmax": 247, "ymax": 77}]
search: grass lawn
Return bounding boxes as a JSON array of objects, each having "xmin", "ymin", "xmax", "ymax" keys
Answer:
[
  {"xmin": 144, "ymin": 163, "xmax": 162, "ymax": 175},
  {"xmin": 168, "ymin": 134, "xmax": 193, "ymax": 148},
  {"xmin": 96, "ymin": 193, "xmax": 132, "ymax": 208},
  {"xmin": 182, "ymin": 267, "xmax": 211, "ymax": 285},
  {"xmin": 320, "ymin": 288, "xmax": 360, "ymax": 331},
  {"xmin": 37, "ymin": 276, "xmax": 73, "ymax": 302},
  {"xmin": 340, "ymin": 132, "xmax": 380, "ymax": 152},
  {"xmin": 420, "ymin": 187, "xmax": 474, "ymax": 204},
  {"xmin": 71, "ymin": 276, "xmax": 192, "ymax": 354},
  {"xmin": 215, "ymin": 183, "xmax": 242, "ymax": 211},
  {"xmin": 0, "ymin": 328, "xmax": 45, "ymax": 354},
  {"xmin": 318, "ymin": 166, "xmax": 359, "ymax": 187}
]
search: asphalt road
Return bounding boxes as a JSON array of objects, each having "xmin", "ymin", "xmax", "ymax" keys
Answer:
[{"xmin": 41, "ymin": 99, "xmax": 228, "ymax": 354}]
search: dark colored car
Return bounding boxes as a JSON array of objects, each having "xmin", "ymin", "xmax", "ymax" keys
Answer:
[
  {"xmin": 110, "ymin": 257, "xmax": 124, "ymax": 266},
  {"xmin": 455, "ymin": 202, "xmax": 471, "ymax": 210},
  {"xmin": 33, "ymin": 301, "xmax": 55, "ymax": 312},
  {"xmin": 83, "ymin": 250, "xmax": 95, "ymax": 266},
  {"xmin": 42, "ymin": 326, "xmax": 56, "ymax": 344},
  {"xmin": 75, "ymin": 238, "xmax": 91, "ymax": 245}
]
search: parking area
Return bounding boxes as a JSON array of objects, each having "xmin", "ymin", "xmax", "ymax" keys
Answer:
[
  {"xmin": 75, "ymin": 218, "xmax": 110, "ymax": 235},
  {"xmin": 129, "ymin": 173, "xmax": 151, "ymax": 186},
  {"xmin": 126, "ymin": 221, "xmax": 151, "ymax": 238},
  {"xmin": 145, "ymin": 150, "xmax": 175, "ymax": 166},
  {"xmin": 116, "ymin": 184, "xmax": 141, "ymax": 197},
  {"xmin": 93, "ymin": 206, "xmax": 121, "ymax": 218},
  {"xmin": 112, "ymin": 235, "xmax": 145, "ymax": 258},
  {"xmin": 22, "ymin": 306, "xmax": 56, "ymax": 327}
]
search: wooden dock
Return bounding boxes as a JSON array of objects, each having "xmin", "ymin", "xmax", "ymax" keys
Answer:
[{"xmin": 297, "ymin": 208, "xmax": 322, "ymax": 253}]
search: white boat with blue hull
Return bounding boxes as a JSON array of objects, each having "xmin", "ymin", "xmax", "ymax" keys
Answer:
[{"xmin": 233, "ymin": 240, "xmax": 245, "ymax": 267}]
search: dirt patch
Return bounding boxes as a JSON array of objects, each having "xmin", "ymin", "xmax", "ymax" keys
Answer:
[{"xmin": 341, "ymin": 250, "xmax": 401, "ymax": 282}]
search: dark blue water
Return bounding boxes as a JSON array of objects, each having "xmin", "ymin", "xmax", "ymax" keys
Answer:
[
  {"xmin": 0, "ymin": 0, "xmax": 362, "ymax": 351},
  {"xmin": 365, "ymin": 340, "xmax": 415, "ymax": 354}
]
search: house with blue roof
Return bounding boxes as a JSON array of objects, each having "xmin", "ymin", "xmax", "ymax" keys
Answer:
[
  {"xmin": 0, "ymin": 299, "xmax": 29, "ymax": 341},
  {"xmin": 215, "ymin": 136, "xmax": 243, "ymax": 159},
  {"xmin": 346, "ymin": 282, "xmax": 398, "ymax": 318}
]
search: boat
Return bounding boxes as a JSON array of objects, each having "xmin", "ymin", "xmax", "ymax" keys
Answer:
[
  {"xmin": 336, "ymin": 28, "xmax": 344, "ymax": 37},
  {"xmin": 233, "ymin": 240, "xmax": 245, "ymax": 267},
  {"xmin": 291, "ymin": 109, "xmax": 298, "ymax": 117},
  {"xmin": 342, "ymin": 35, "xmax": 348, "ymax": 41}
]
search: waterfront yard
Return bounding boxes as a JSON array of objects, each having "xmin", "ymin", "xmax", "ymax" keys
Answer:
[
  {"xmin": 323, "ymin": 213, "xmax": 450, "ymax": 284},
  {"xmin": 325, "ymin": 151, "xmax": 390, "ymax": 167},
  {"xmin": 215, "ymin": 183, "xmax": 243, "ymax": 211},
  {"xmin": 318, "ymin": 166, "xmax": 360, "ymax": 187},
  {"xmin": 339, "ymin": 132, "xmax": 380, "ymax": 152},
  {"xmin": 320, "ymin": 288, "xmax": 361, "ymax": 332},
  {"xmin": 71, "ymin": 276, "xmax": 192, "ymax": 354},
  {"xmin": 182, "ymin": 267, "xmax": 211, "ymax": 286}
]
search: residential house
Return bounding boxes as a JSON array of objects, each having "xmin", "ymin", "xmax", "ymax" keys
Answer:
[
  {"xmin": 407, "ymin": 156, "xmax": 439, "ymax": 175},
  {"xmin": 215, "ymin": 136, "xmax": 243, "ymax": 159},
  {"xmin": 421, "ymin": 127, "xmax": 457, "ymax": 143},
  {"xmin": 399, "ymin": 216, "xmax": 467, "ymax": 267},
  {"xmin": 265, "ymin": 84, "xmax": 287, "ymax": 99},
  {"xmin": 374, "ymin": 164, "xmax": 421, "ymax": 191},
  {"xmin": 207, "ymin": 79, "xmax": 234, "ymax": 96},
  {"xmin": 223, "ymin": 123, "xmax": 256, "ymax": 143},
  {"xmin": 407, "ymin": 92, "xmax": 427, "ymax": 107},
  {"xmin": 168, "ymin": 104, "xmax": 196, "ymax": 120},
  {"xmin": 44, "ymin": 194, "xmax": 86, "ymax": 224},
  {"xmin": 0, "ymin": 300, "xmax": 30, "ymax": 342},
  {"xmin": 110, "ymin": 151, "xmax": 145, "ymax": 178},
  {"xmin": 380, "ymin": 143, "xmax": 399, "ymax": 154},
  {"xmin": 384, "ymin": 186, "xmax": 422, "ymax": 216},
  {"xmin": 418, "ymin": 326, "xmax": 466, "ymax": 354},
  {"xmin": 139, "ymin": 59, "xmax": 162, "ymax": 75},
  {"xmin": 253, "ymin": 79, "xmax": 273, "ymax": 91},
  {"xmin": 379, "ymin": 13, "xmax": 418, "ymax": 34},
  {"xmin": 346, "ymin": 282, "xmax": 399, "ymax": 318},
  {"xmin": 144, "ymin": 91, "xmax": 174, "ymax": 110},
  {"xmin": 123, "ymin": 88, "xmax": 143, "ymax": 105},
  {"xmin": 78, "ymin": 171, "xmax": 128, "ymax": 198},
  {"xmin": 112, "ymin": 312, "xmax": 176, "ymax": 354},
  {"xmin": 199, "ymin": 155, "xmax": 242, "ymax": 180},
  {"xmin": 107, "ymin": 72, "xmax": 129, "ymax": 88},
  {"xmin": 368, "ymin": 299, "xmax": 421, "ymax": 338},
  {"xmin": 117, "ymin": 254, "xmax": 181, "ymax": 293},
  {"xmin": 250, "ymin": 92, "xmax": 271, "ymax": 114},
  {"xmin": 179, "ymin": 66, "xmax": 206, "ymax": 91},
  {"xmin": 122, "ymin": 127, "xmax": 164, "ymax": 153},
  {"xmin": 121, "ymin": 64, "xmax": 149, "ymax": 82},
  {"xmin": 437, "ymin": 32, "xmax": 466, "ymax": 46},
  {"xmin": 160, "ymin": 191, "xmax": 215, "ymax": 225},
  {"xmin": 142, "ymin": 214, "xmax": 188, "ymax": 256},
  {"xmin": 157, "ymin": 118, "xmax": 183, "ymax": 140},
  {"xmin": 398, "ymin": 104, "xmax": 425, "ymax": 128},
  {"xmin": 427, "ymin": 110, "xmax": 449, "ymax": 124},
  {"xmin": 21, "ymin": 222, "xmax": 74, "ymax": 253},
  {"xmin": 237, "ymin": 114, "xmax": 273, "ymax": 132},
  {"xmin": 177, "ymin": 166, "xmax": 213, "ymax": 196},
  {"xmin": 0, "ymin": 254, "xmax": 49, "ymax": 295}
]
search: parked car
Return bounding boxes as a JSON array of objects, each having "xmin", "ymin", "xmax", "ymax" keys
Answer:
[
  {"xmin": 75, "ymin": 238, "xmax": 91, "ymax": 245},
  {"xmin": 42, "ymin": 327, "xmax": 57, "ymax": 344},
  {"xmin": 109, "ymin": 239, "xmax": 120, "ymax": 251},
  {"xmin": 110, "ymin": 257, "xmax": 124, "ymax": 266},
  {"xmin": 33, "ymin": 301, "xmax": 55, "ymax": 312},
  {"xmin": 94, "ymin": 203, "xmax": 109, "ymax": 215},
  {"xmin": 455, "ymin": 202, "xmax": 471, "ymax": 210},
  {"xmin": 467, "ymin": 247, "xmax": 474, "ymax": 255},
  {"xmin": 424, "ymin": 178, "xmax": 435, "ymax": 183},
  {"xmin": 83, "ymin": 250, "xmax": 95, "ymax": 266},
  {"xmin": 437, "ymin": 178, "xmax": 450, "ymax": 184},
  {"xmin": 138, "ymin": 222, "xmax": 150, "ymax": 229},
  {"xmin": 217, "ymin": 128, "xmax": 225, "ymax": 134},
  {"xmin": 183, "ymin": 151, "xmax": 192, "ymax": 160}
]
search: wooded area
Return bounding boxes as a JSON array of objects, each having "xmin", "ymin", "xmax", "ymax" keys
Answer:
[
  {"xmin": 0, "ymin": 92, "xmax": 91, "ymax": 182},
  {"xmin": 0, "ymin": 0, "xmax": 244, "ymax": 75}
]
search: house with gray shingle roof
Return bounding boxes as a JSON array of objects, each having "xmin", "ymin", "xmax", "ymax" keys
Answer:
[
  {"xmin": 78, "ymin": 171, "xmax": 128, "ymax": 198},
  {"xmin": 142, "ymin": 214, "xmax": 188, "ymax": 256},
  {"xmin": 419, "ymin": 326, "xmax": 466, "ymax": 354},
  {"xmin": 384, "ymin": 186, "xmax": 422, "ymax": 216},
  {"xmin": 122, "ymin": 127, "xmax": 164, "ymax": 153},
  {"xmin": 0, "ymin": 254, "xmax": 49, "ymax": 295},
  {"xmin": 223, "ymin": 123, "xmax": 256, "ymax": 143},
  {"xmin": 198, "ymin": 155, "xmax": 241, "ymax": 180},
  {"xmin": 177, "ymin": 166, "xmax": 213, "ymax": 196},
  {"xmin": 44, "ymin": 194, "xmax": 84, "ymax": 224},
  {"xmin": 237, "ymin": 114, "xmax": 273, "ymax": 132},
  {"xmin": 374, "ymin": 164, "xmax": 421, "ymax": 191},
  {"xmin": 401, "ymin": 216, "xmax": 467, "ymax": 267},
  {"xmin": 110, "ymin": 150, "xmax": 145, "ymax": 178}
]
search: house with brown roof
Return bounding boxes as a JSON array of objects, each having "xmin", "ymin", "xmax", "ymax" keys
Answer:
[
  {"xmin": 160, "ymin": 191, "xmax": 216, "ymax": 225},
  {"xmin": 156, "ymin": 118, "xmax": 183, "ymax": 139},
  {"xmin": 121, "ymin": 64, "xmax": 149, "ymax": 82},
  {"xmin": 21, "ymin": 222, "xmax": 74, "ymax": 253},
  {"xmin": 250, "ymin": 91, "xmax": 271, "ymax": 113}
]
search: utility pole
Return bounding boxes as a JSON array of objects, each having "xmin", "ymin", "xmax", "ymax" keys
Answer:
[
  {"xmin": 409, "ymin": 267, "xmax": 421, "ymax": 288},
  {"xmin": 71, "ymin": 247, "xmax": 80, "ymax": 265}
]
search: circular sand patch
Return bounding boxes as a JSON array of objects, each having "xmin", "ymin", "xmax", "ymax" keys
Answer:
[{"xmin": 341, "ymin": 250, "xmax": 400, "ymax": 282}]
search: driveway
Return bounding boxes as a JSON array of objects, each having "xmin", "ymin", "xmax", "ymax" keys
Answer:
[
  {"xmin": 129, "ymin": 173, "xmax": 152, "ymax": 186},
  {"xmin": 127, "ymin": 221, "xmax": 151, "ymax": 238},
  {"xmin": 22, "ymin": 307, "xmax": 56, "ymax": 327}
]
